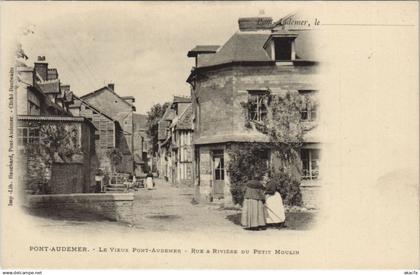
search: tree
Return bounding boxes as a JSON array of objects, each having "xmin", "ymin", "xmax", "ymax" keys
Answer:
[
  {"xmin": 227, "ymin": 143, "xmax": 270, "ymax": 205},
  {"xmin": 146, "ymin": 102, "xmax": 170, "ymax": 156},
  {"xmin": 107, "ymin": 147, "xmax": 123, "ymax": 179},
  {"xmin": 24, "ymin": 122, "xmax": 83, "ymax": 194},
  {"xmin": 228, "ymin": 90, "xmax": 316, "ymax": 206}
]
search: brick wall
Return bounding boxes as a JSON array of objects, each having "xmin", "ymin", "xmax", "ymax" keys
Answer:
[{"xmin": 26, "ymin": 193, "xmax": 134, "ymax": 223}]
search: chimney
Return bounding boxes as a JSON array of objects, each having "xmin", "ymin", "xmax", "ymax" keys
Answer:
[
  {"xmin": 60, "ymin": 84, "xmax": 70, "ymax": 93},
  {"xmin": 47, "ymin": 68, "xmax": 58, "ymax": 80},
  {"xmin": 34, "ymin": 56, "xmax": 48, "ymax": 81},
  {"xmin": 108, "ymin": 83, "xmax": 115, "ymax": 91},
  {"xmin": 238, "ymin": 17, "xmax": 273, "ymax": 31}
]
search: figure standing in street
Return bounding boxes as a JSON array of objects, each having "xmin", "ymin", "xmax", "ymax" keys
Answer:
[
  {"xmin": 132, "ymin": 175, "xmax": 137, "ymax": 189},
  {"xmin": 241, "ymin": 178, "xmax": 266, "ymax": 230},
  {"xmin": 95, "ymin": 169, "xmax": 103, "ymax": 193},
  {"xmin": 264, "ymin": 182, "xmax": 286, "ymax": 227},
  {"xmin": 146, "ymin": 172, "xmax": 154, "ymax": 190}
]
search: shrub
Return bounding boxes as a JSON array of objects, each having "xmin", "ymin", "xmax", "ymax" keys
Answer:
[
  {"xmin": 229, "ymin": 90, "xmax": 309, "ymax": 207},
  {"xmin": 269, "ymin": 168, "xmax": 303, "ymax": 206},
  {"xmin": 227, "ymin": 143, "xmax": 269, "ymax": 205}
]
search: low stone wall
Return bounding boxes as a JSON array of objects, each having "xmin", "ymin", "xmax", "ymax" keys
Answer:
[
  {"xmin": 26, "ymin": 193, "xmax": 134, "ymax": 223},
  {"xmin": 50, "ymin": 163, "xmax": 85, "ymax": 194}
]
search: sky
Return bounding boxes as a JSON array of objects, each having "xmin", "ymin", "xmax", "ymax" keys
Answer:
[{"xmin": 14, "ymin": 2, "xmax": 307, "ymax": 114}]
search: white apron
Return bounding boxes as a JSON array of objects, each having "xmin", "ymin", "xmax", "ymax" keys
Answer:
[
  {"xmin": 265, "ymin": 192, "xmax": 286, "ymax": 224},
  {"xmin": 146, "ymin": 177, "xmax": 154, "ymax": 190}
]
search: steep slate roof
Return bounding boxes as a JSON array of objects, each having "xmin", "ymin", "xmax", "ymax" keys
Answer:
[
  {"xmin": 157, "ymin": 105, "xmax": 175, "ymax": 141},
  {"xmin": 173, "ymin": 96, "xmax": 191, "ymax": 103},
  {"xmin": 187, "ymin": 45, "xmax": 220, "ymax": 57},
  {"xmin": 36, "ymin": 79, "xmax": 60, "ymax": 94},
  {"xmin": 158, "ymin": 120, "xmax": 170, "ymax": 141},
  {"xmin": 175, "ymin": 104, "xmax": 193, "ymax": 130},
  {"xmin": 293, "ymin": 30, "xmax": 317, "ymax": 61},
  {"xmin": 194, "ymin": 27, "xmax": 317, "ymax": 69},
  {"xmin": 197, "ymin": 32, "xmax": 272, "ymax": 68},
  {"xmin": 194, "ymin": 132, "xmax": 269, "ymax": 145},
  {"xmin": 17, "ymin": 115, "xmax": 96, "ymax": 130},
  {"xmin": 81, "ymin": 86, "xmax": 136, "ymax": 110},
  {"xmin": 161, "ymin": 106, "xmax": 176, "ymax": 121},
  {"xmin": 70, "ymin": 95, "xmax": 118, "ymax": 123}
]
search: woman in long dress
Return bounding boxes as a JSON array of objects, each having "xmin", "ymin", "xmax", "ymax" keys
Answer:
[
  {"xmin": 241, "ymin": 179, "xmax": 266, "ymax": 230},
  {"xmin": 265, "ymin": 183, "xmax": 286, "ymax": 227},
  {"xmin": 146, "ymin": 172, "xmax": 154, "ymax": 190}
]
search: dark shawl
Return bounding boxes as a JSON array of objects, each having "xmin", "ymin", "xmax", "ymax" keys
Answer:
[{"xmin": 244, "ymin": 180, "xmax": 266, "ymax": 201}]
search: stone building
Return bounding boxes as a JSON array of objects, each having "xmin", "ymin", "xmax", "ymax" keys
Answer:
[
  {"xmin": 186, "ymin": 17, "xmax": 320, "ymax": 208},
  {"xmin": 133, "ymin": 113, "xmax": 150, "ymax": 176},
  {"xmin": 17, "ymin": 56, "xmax": 74, "ymax": 117},
  {"xmin": 69, "ymin": 95, "xmax": 123, "ymax": 174},
  {"xmin": 79, "ymin": 84, "xmax": 136, "ymax": 174},
  {"xmin": 16, "ymin": 57, "xmax": 98, "ymax": 194}
]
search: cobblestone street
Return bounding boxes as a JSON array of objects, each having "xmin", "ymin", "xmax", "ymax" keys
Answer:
[
  {"xmin": 28, "ymin": 178, "xmax": 316, "ymax": 235},
  {"xmin": 131, "ymin": 178, "xmax": 244, "ymax": 233}
]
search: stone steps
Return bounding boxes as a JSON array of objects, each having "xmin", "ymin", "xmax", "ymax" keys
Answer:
[
  {"xmin": 105, "ymin": 184, "xmax": 127, "ymax": 193},
  {"xmin": 106, "ymin": 190, "xmax": 128, "ymax": 193},
  {"xmin": 109, "ymin": 184, "xmax": 126, "ymax": 188}
]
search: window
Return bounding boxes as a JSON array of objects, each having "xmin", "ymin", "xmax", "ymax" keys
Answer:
[
  {"xmin": 213, "ymin": 150, "xmax": 224, "ymax": 181},
  {"xmin": 274, "ymin": 38, "xmax": 293, "ymax": 61},
  {"xmin": 180, "ymin": 145, "xmax": 191, "ymax": 162},
  {"xmin": 17, "ymin": 127, "xmax": 40, "ymax": 145},
  {"xmin": 28, "ymin": 101, "xmax": 40, "ymax": 115},
  {"xmin": 248, "ymin": 90, "xmax": 269, "ymax": 122},
  {"xmin": 257, "ymin": 149, "xmax": 271, "ymax": 169},
  {"xmin": 300, "ymin": 91, "xmax": 318, "ymax": 122},
  {"xmin": 310, "ymin": 105, "xmax": 317, "ymax": 120},
  {"xmin": 301, "ymin": 149, "xmax": 320, "ymax": 180},
  {"xmin": 107, "ymin": 129, "xmax": 114, "ymax": 147},
  {"xmin": 300, "ymin": 106, "xmax": 308, "ymax": 120}
]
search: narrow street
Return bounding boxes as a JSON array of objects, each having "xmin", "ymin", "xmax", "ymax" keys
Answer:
[
  {"xmin": 131, "ymin": 178, "xmax": 243, "ymax": 233},
  {"xmin": 29, "ymin": 178, "xmax": 315, "ymax": 234}
]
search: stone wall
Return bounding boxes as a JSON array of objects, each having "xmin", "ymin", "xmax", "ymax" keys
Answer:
[
  {"xmin": 195, "ymin": 67, "xmax": 234, "ymax": 139},
  {"xmin": 50, "ymin": 163, "xmax": 85, "ymax": 194},
  {"xmin": 194, "ymin": 64, "xmax": 318, "ymax": 143},
  {"xmin": 195, "ymin": 144, "xmax": 232, "ymax": 203},
  {"xmin": 26, "ymin": 193, "xmax": 134, "ymax": 223},
  {"xmin": 83, "ymin": 87, "xmax": 134, "ymax": 174}
]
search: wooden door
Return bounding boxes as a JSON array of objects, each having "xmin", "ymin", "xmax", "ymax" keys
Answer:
[{"xmin": 212, "ymin": 150, "xmax": 225, "ymax": 199}]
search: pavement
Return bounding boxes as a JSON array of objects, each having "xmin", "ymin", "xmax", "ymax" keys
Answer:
[
  {"xmin": 26, "ymin": 178, "xmax": 316, "ymax": 234},
  {"xmin": 131, "ymin": 178, "xmax": 244, "ymax": 233}
]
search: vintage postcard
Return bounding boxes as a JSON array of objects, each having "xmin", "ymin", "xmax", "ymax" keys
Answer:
[{"xmin": 0, "ymin": 1, "xmax": 418, "ymax": 270}]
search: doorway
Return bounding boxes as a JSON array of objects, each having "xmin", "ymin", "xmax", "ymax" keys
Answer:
[{"xmin": 212, "ymin": 150, "xmax": 225, "ymax": 199}]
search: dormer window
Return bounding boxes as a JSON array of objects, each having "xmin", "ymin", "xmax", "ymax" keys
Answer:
[
  {"xmin": 265, "ymin": 31, "xmax": 298, "ymax": 63},
  {"xmin": 274, "ymin": 38, "xmax": 295, "ymax": 61}
]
